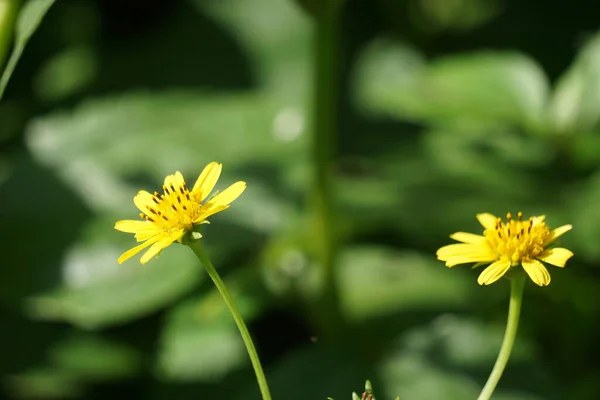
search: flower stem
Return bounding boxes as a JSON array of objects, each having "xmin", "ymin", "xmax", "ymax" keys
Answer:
[
  {"xmin": 187, "ymin": 241, "xmax": 272, "ymax": 400},
  {"xmin": 477, "ymin": 274, "xmax": 526, "ymax": 400}
]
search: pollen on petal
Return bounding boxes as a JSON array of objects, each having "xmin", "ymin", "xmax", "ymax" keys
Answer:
[
  {"xmin": 477, "ymin": 259, "xmax": 511, "ymax": 285},
  {"xmin": 522, "ymin": 259, "xmax": 551, "ymax": 286},
  {"xmin": 537, "ymin": 247, "xmax": 573, "ymax": 268},
  {"xmin": 133, "ymin": 190, "xmax": 156, "ymax": 215}
]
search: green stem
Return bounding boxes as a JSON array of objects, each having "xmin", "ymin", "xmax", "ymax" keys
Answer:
[
  {"xmin": 477, "ymin": 274, "xmax": 526, "ymax": 400},
  {"xmin": 187, "ymin": 241, "xmax": 272, "ymax": 400},
  {"xmin": 0, "ymin": 0, "xmax": 20, "ymax": 70},
  {"xmin": 309, "ymin": 0, "xmax": 343, "ymax": 338}
]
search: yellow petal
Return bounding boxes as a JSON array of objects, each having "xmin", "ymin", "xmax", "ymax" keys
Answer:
[
  {"xmin": 192, "ymin": 162, "xmax": 222, "ymax": 201},
  {"xmin": 135, "ymin": 230, "xmax": 158, "ymax": 242},
  {"xmin": 164, "ymin": 171, "xmax": 186, "ymax": 192},
  {"xmin": 537, "ymin": 247, "xmax": 573, "ymax": 268},
  {"xmin": 545, "ymin": 224, "xmax": 573, "ymax": 245},
  {"xmin": 532, "ymin": 215, "xmax": 546, "ymax": 225},
  {"xmin": 522, "ymin": 259, "xmax": 551, "ymax": 286},
  {"xmin": 117, "ymin": 237, "xmax": 159, "ymax": 264},
  {"xmin": 477, "ymin": 259, "xmax": 511, "ymax": 285},
  {"xmin": 207, "ymin": 181, "xmax": 246, "ymax": 207},
  {"xmin": 476, "ymin": 213, "xmax": 497, "ymax": 230},
  {"xmin": 114, "ymin": 220, "xmax": 155, "ymax": 233},
  {"xmin": 133, "ymin": 190, "xmax": 156, "ymax": 215},
  {"xmin": 449, "ymin": 232, "xmax": 486, "ymax": 244},
  {"xmin": 140, "ymin": 235, "xmax": 178, "ymax": 264},
  {"xmin": 436, "ymin": 243, "xmax": 495, "ymax": 267}
]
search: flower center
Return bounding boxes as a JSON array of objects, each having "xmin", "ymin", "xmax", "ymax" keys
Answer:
[
  {"xmin": 140, "ymin": 182, "xmax": 202, "ymax": 233},
  {"xmin": 484, "ymin": 212, "xmax": 551, "ymax": 265}
]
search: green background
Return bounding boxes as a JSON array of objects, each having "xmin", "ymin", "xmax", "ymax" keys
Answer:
[{"xmin": 1, "ymin": 0, "xmax": 599, "ymax": 399}]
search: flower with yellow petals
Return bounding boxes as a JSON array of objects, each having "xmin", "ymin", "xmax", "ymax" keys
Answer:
[
  {"xmin": 437, "ymin": 212, "xmax": 573, "ymax": 286},
  {"xmin": 115, "ymin": 162, "xmax": 246, "ymax": 264}
]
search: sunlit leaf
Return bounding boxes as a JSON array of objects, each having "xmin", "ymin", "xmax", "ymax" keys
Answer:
[
  {"xmin": 27, "ymin": 237, "xmax": 201, "ymax": 329},
  {"xmin": 25, "ymin": 91, "xmax": 307, "ymax": 214},
  {"xmin": 354, "ymin": 40, "xmax": 549, "ymax": 131},
  {"xmin": 549, "ymin": 31, "xmax": 600, "ymax": 134},
  {"xmin": 337, "ymin": 247, "xmax": 471, "ymax": 322}
]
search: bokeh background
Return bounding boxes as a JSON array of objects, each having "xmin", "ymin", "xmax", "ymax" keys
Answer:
[{"xmin": 1, "ymin": 0, "xmax": 600, "ymax": 399}]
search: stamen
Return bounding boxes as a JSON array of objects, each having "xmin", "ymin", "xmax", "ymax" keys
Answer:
[
  {"xmin": 170, "ymin": 184, "xmax": 175, "ymax": 192},
  {"xmin": 162, "ymin": 215, "xmax": 169, "ymax": 221},
  {"xmin": 506, "ymin": 212, "xmax": 512, "ymax": 220},
  {"xmin": 517, "ymin": 211, "xmax": 523, "ymax": 221},
  {"xmin": 163, "ymin": 185, "xmax": 169, "ymax": 194},
  {"xmin": 171, "ymin": 205, "xmax": 177, "ymax": 212}
]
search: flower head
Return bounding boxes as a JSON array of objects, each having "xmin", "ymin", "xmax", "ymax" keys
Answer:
[
  {"xmin": 115, "ymin": 162, "xmax": 246, "ymax": 264},
  {"xmin": 437, "ymin": 212, "xmax": 573, "ymax": 286}
]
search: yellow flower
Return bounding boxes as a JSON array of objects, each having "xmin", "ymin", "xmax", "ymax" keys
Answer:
[
  {"xmin": 115, "ymin": 162, "xmax": 246, "ymax": 264},
  {"xmin": 437, "ymin": 212, "xmax": 573, "ymax": 286}
]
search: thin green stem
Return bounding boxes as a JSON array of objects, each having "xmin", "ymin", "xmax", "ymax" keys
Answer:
[
  {"xmin": 477, "ymin": 274, "xmax": 526, "ymax": 400},
  {"xmin": 309, "ymin": 0, "xmax": 344, "ymax": 338},
  {"xmin": 0, "ymin": 0, "xmax": 20, "ymax": 70},
  {"xmin": 187, "ymin": 241, "xmax": 272, "ymax": 400}
]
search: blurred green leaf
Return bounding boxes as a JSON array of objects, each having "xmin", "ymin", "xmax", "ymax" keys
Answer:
[
  {"xmin": 549, "ymin": 31, "xmax": 600, "ymax": 134},
  {"xmin": 157, "ymin": 267, "xmax": 269, "ymax": 381},
  {"xmin": 381, "ymin": 315, "xmax": 541, "ymax": 400},
  {"xmin": 47, "ymin": 333, "xmax": 140, "ymax": 381},
  {"xmin": 25, "ymin": 91, "xmax": 306, "ymax": 214},
  {"xmin": 201, "ymin": 0, "xmax": 311, "ymax": 101},
  {"xmin": 0, "ymin": 0, "xmax": 57, "ymax": 99},
  {"xmin": 355, "ymin": 40, "xmax": 549, "ymax": 130},
  {"xmin": 27, "ymin": 238, "xmax": 201, "ymax": 329},
  {"xmin": 337, "ymin": 247, "xmax": 471, "ymax": 322},
  {"xmin": 4, "ymin": 368, "xmax": 82, "ymax": 399}
]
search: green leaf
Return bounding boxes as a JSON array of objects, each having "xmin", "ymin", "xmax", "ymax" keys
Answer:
[
  {"xmin": 354, "ymin": 40, "xmax": 549, "ymax": 130},
  {"xmin": 5, "ymin": 368, "xmax": 83, "ymax": 399},
  {"xmin": 26, "ymin": 236, "xmax": 201, "ymax": 329},
  {"xmin": 549, "ymin": 31, "xmax": 600, "ymax": 134},
  {"xmin": 47, "ymin": 333, "xmax": 141, "ymax": 381},
  {"xmin": 0, "ymin": 0, "xmax": 57, "ymax": 99},
  {"xmin": 26, "ymin": 91, "xmax": 307, "ymax": 215},
  {"xmin": 380, "ymin": 315, "xmax": 539, "ymax": 400},
  {"xmin": 337, "ymin": 247, "xmax": 471, "ymax": 322}
]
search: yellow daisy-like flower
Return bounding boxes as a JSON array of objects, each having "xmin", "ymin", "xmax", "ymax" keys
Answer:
[
  {"xmin": 115, "ymin": 162, "xmax": 246, "ymax": 264},
  {"xmin": 437, "ymin": 212, "xmax": 573, "ymax": 286}
]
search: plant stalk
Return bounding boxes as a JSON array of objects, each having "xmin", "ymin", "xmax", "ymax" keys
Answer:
[
  {"xmin": 188, "ymin": 241, "xmax": 272, "ymax": 400},
  {"xmin": 477, "ymin": 274, "xmax": 526, "ymax": 400},
  {"xmin": 309, "ymin": 0, "xmax": 343, "ymax": 338}
]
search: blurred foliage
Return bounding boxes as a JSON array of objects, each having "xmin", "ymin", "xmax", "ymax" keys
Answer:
[{"xmin": 1, "ymin": 0, "xmax": 600, "ymax": 399}]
